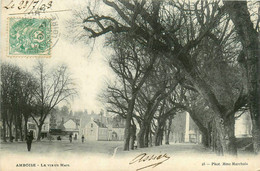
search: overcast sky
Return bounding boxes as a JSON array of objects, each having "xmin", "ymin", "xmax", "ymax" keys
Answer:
[{"xmin": 1, "ymin": 0, "xmax": 115, "ymax": 113}]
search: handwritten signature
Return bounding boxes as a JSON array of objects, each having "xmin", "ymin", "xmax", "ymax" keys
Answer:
[{"xmin": 129, "ymin": 153, "xmax": 170, "ymax": 171}]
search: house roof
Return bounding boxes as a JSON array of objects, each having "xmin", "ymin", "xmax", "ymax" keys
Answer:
[
  {"xmin": 94, "ymin": 120, "xmax": 107, "ymax": 128},
  {"xmin": 80, "ymin": 114, "xmax": 99, "ymax": 128},
  {"xmin": 112, "ymin": 123, "xmax": 125, "ymax": 128},
  {"xmin": 58, "ymin": 124, "xmax": 65, "ymax": 130}
]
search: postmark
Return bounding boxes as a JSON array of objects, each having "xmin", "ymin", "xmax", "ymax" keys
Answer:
[
  {"xmin": 8, "ymin": 17, "xmax": 52, "ymax": 57},
  {"xmin": 3, "ymin": 0, "xmax": 66, "ymax": 58}
]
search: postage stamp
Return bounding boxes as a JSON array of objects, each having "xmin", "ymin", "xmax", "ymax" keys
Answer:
[{"xmin": 8, "ymin": 18, "xmax": 51, "ymax": 57}]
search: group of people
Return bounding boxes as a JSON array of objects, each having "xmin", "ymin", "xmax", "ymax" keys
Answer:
[
  {"xmin": 25, "ymin": 132, "xmax": 86, "ymax": 152},
  {"xmin": 69, "ymin": 134, "xmax": 85, "ymax": 143}
]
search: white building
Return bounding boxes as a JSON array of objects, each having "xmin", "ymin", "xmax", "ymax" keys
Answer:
[
  {"xmin": 63, "ymin": 119, "xmax": 80, "ymax": 139},
  {"xmin": 84, "ymin": 118, "xmax": 108, "ymax": 141},
  {"xmin": 235, "ymin": 111, "xmax": 252, "ymax": 138}
]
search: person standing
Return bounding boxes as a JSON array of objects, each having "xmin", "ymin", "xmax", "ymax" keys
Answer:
[
  {"xmin": 69, "ymin": 134, "xmax": 72, "ymax": 143},
  {"xmin": 81, "ymin": 135, "xmax": 85, "ymax": 143},
  {"xmin": 26, "ymin": 131, "xmax": 33, "ymax": 152}
]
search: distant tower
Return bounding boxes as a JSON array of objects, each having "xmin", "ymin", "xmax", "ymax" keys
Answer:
[{"xmin": 184, "ymin": 112, "xmax": 190, "ymax": 142}]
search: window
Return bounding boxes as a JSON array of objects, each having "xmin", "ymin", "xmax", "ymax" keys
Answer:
[{"xmin": 91, "ymin": 123, "xmax": 93, "ymax": 128}]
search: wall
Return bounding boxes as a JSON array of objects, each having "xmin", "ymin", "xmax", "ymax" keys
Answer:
[
  {"xmin": 111, "ymin": 128, "xmax": 124, "ymax": 141},
  {"xmin": 98, "ymin": 128, "xmax": 108, "ymax": 141}
]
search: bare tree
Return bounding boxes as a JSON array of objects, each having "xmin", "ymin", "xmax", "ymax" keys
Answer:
[
  {"xmin": 135, "ymin": 61, "xmax": 181, "ymax": 148},
  {"xmin": 108, "ymin": 37, "xmax": 155, "ymax": 150},
  {"xmin": 153, "ymin": 98, "xmax": 176, "ymax": 146},
  {"xmin": 31, "ymin": 61, "xmax": 77, "ymax": 141},
  {"xmin": 19, "ymin": 72, "xmax": 38, "ymax": 141},
  {"xmin": 1, "ymin": 64, "xmax": 23, "ymax": 142},
  {"xmin": 1, "ymin": 63, "xmax": 38, "ymax": 142}
]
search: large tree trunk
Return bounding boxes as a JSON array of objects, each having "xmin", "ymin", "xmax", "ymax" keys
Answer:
[
  {"xmin": 159, "ymin": 125, "xmax": 164, "ymax": 146},
  {"xmin": 123, "ymin": 97, "xmax": 136, "ymax": 151},
  {"xmin": 165, "ymin": 117, "xmax": 172, "ymax": 145},
  {"xmin": 251, "ymin": 120, "xmax": 260, "ymax": 154},
  {"xmin": 138, "ymin": 120, "xmax": 151, "ymax": 148},
  {"xmin": 144, "ymin": 112, "xmax": 155, "ymax": 147},
  {"xmin": 3, "ymin": 117, "xmax": 7, "ymax": 142},
  {"xmin": 224, "ymin": 0, "xmax": 260, "ymax": 154},
  {"xmin": 165, "ymin": 131, "xmax": 170, "ymax": 145},
  {"xmin": 149, "ymin": 131, "xmax": 153, "ymax": 147},
  {"xmin": 201, "ymin": 130, "xmax": 209, "ymax": 147},
  {"xmin": 37, "ymin": 123, "xmax": 43, "ymax": 141},
  {"xmin": 224, "ymin": 115, "xmax": 237, "ymax": 155},
  {"xmin": 8, "ymin": 123, "xmax": 13, "ymax": 142},
  {"xmin": 207, "ymin": 122, "xmax": 212, "ymax": 149},
  {"xmin": 144, "ymin": 125, "xmax": 150, "ymax": 147},
  {"xmin": 154, "ymin": 125, "xmax": 160, "ymax": 146},
  {"xmin": 15, "ymin": 126, "xmax": 18, "ymax": 141},
  {"xmin": 19, "ymin": 118, "xmax": 23, "ymax": 141},
  {"xmin": 14, "ymin": 115, "xmax": 18, "ymax": 142},
  {"xmin": 17, "ymin": 114, "xmax": 23, "ymax": 141},
  {"xmin": 124, "ymin": 119, "xmax": 131, "ymax": 150},
  {"xmin": 24, "ymin": 117, "xmax": 28, "ymax": 141},
  {"xmin": 154, "ymin": 119, "xmax": 165, "ymax": 146},
  {"xmin": 214, "ymin": 115, "xmax": 237, "ymax": 156},
  {"xmin": 211, "ymin": 120, "xmax": 222, "ymax": 155},
  {"xmin": 7, "ymin": 110, "xmax": 13, "ymax": 142},
  {"xmin": 138, "ymin": 123, "xmax": 150, "ymax": 148},
  {"xmin": 187, "ymin": 76, "xmax": 237, "ymax": 155},
  {"xmin": 137, "ymin": 124, "xmax": 145, "ymax": 148},
  {"xmin": 211, "ymin": 122, "xmax": 216, "ymax": 152},
  {"xmin": 129, "ymin": 136, "xmax": 134, "ymax": 150},
  {"xmin": 129, "ymin": 124, "xmax": 136, "ymax": 150},
  {"xmin": 155, "ymin": 128, "xmax": 164, "ymax": 146},
  {"xmin": 189, "ymin": 111, "xmax": 209, "ymax": 147}
]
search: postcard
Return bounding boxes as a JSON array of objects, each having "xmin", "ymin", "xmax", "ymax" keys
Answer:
[{"xmin": 1, "ymin": 0, "xmax": 260, "ymax": 171}]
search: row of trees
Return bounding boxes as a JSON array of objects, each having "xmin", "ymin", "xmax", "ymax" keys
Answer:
[
  {"xmin": 1, "ymin": 61, "xmax": 77, "ymax": 141},
  {"xmin": 81, "ymin": 0, "xmax": 259, "ymax": 155}
]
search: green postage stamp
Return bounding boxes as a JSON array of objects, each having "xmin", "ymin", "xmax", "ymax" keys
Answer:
[{"xmin": 8, "ymin": 18, "xmax": 51, "ymax": 57}]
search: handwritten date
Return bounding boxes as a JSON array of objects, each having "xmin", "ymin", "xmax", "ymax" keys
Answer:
[{"xmin": 4, "ymin": 0, "xmax": 53, "ymax": 14}]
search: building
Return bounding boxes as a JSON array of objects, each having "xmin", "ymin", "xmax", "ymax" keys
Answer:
[
  {"xmin": 84, "ymin": 118, "xmax": 108, "ymax": 141},
  {"xmin": 40, "ymin": 116, "xmax": 50, "ymax": 139},
  {"xmin": 62, "ymin": 119, "xmax": 80, "ymax": 139},
  {"xmin": 27, "ymin": 116, "xmax": 50, "ymax": 139},
  {"xmin": 49, "ymin": 110, "xmax": 81, "ymax": 139},
  {"xmin": 235, "ymin": 111, "xmax": 252, "ymax": 138},
  {"xmin": 27, "ymin": 121, "xmax": 37, "ymax": 138},
  {"xmin": 171, "ymin": 112, "xmax": 202, "ymax": 144},
  {"xmin": 107, "ymin": 115, "xmax": 125, "ymax": 141},
  {"xmin": 83, "ymin": 115, "xmax": 125, "ymax": 141}
]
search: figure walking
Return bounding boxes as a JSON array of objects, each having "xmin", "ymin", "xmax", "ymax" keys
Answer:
[
  {"xmin": 26, "ymin": 131, "xmax": 33, "ymax": 152},
  {"xmin": 81, "ymin": 135, "xmax": 85, "ymax": 143}
]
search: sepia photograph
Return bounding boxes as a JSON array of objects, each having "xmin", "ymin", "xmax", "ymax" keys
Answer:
[{"xmin": 0, "ymin": 0, "xmax": 260, "ymax": 171}]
